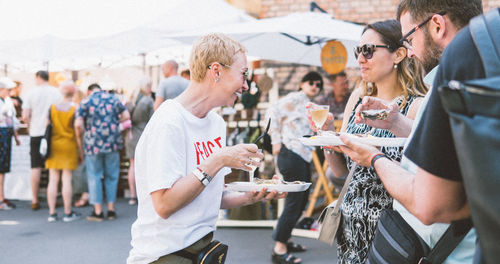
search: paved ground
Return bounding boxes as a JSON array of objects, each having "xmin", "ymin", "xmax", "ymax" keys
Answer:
[{"xmin": 0, "ymin": 198, "xmax": 338, "ymax": 264}]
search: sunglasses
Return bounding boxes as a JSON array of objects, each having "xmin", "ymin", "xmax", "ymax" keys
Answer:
[
  {"xmin": 207, "ymin": 62, "xmax": 249, "ymax": 78},
  {"xmin": 308, "ymin": 80, "xmax": 323, "ymax": 89},
  {"xmin": 399, "ymin": 11, "xmax": 447, "ymax": 50},
  {"xmin": 354, "ymin": 44, "xmax": 392, "ymax": 60}
]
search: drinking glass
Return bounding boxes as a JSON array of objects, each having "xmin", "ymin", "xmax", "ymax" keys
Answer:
[
  {"xmin": 310, "ymin": 105, "xmax": 330, "ymax": 135},
  {"xmin": 247, "ymin": 149, "xmax": 263, "ymax": 183}
]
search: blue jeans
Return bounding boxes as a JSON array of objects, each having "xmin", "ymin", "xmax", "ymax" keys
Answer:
[{"xmin": 85, "ymin": 152, "xmax": 120, "ymax": 205}]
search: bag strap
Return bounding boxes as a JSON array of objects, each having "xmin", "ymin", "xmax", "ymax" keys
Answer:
[
  {"xmin": 469, "ymin": 8, "xmax": 500, "ymax": 77},
  {"xmin": 48, "ymin": 105, "xmax": 53, "ymax": 123},
  {"xmin": 426, "ymin": 218, "xmax": 473, "ymax": 263},
  {"xmin": 331, "ymin": 162, "xmax": 357, "ymax": 215}
]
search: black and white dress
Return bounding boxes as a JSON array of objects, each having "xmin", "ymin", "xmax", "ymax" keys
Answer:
[{"xmin": 336, "ymin": 95, "xmax": 419, "ymax": 263}]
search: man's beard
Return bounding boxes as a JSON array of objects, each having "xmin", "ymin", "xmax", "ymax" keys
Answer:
[{"xmin": 420, "ymin": 30, "xmax": 443, "ymax": 74}]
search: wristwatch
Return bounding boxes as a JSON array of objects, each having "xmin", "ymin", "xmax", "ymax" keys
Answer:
[{"xmin": 192, "ymin": 167, "xmax": 212, "ymax": 186}]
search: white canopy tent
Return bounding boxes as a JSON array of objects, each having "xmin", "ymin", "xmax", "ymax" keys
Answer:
[
  {"xmin": 170, "ymin": 12, "xmax": 365, "ymax": 68},
  {"xmin": 0, "ymin": 0, "xmax": 254, "ymax": 71}
]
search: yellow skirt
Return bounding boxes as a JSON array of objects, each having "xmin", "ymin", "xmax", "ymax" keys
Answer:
[{"xmin": 45, "ymin": 136, "xmax": 78, "ymax": 170}]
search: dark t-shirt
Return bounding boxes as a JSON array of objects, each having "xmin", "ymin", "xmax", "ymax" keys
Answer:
[{"xmin": 404, "ymin": 25, "xmax": 485, "ymax": 181}]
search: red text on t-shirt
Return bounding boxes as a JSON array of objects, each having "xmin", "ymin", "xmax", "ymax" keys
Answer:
[{"xmin": 194, "ymin": 136, "xmax": 222, "ymax": 165}]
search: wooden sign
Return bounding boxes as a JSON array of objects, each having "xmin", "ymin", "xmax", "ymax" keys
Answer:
[{"xmin": 321, "ymin": 40, "xmax": 348, "ymax": 74}]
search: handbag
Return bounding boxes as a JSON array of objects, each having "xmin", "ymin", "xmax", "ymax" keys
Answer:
[
  {"xmin": 367, "ymin": 209, "xmax": 472, "ymax": 264},
  {"xmin": 39, "ymin": 106, "xmax": 53, "ymax": 159},
  {"xmin": 173, "ymin": 240, "xmax": 228, "ymax": 264},
  {"xmin": 317, "ymin": 163, "xmax": 356, "ymax": 246}
]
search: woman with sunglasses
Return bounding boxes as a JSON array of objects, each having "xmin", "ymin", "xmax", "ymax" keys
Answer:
[
  {"xmin": 266, "ymin": 71, "xmax": 324, "ymax": 264},
  {"xmin": 322, "ymin": 20, "xmax": 427, "ymax": 263}
]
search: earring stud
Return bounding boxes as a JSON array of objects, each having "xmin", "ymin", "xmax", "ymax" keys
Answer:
[
  {"xmin": 215, "ymin": 78, "xmax": 220, "ymax": 82},
  {"xmin": 394, "ymin": 64, "xmax": 398, "ymax": 69}
]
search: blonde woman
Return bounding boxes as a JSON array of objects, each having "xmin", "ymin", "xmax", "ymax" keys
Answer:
[
  {"xmin": 45, "ymin": 81, "xmax": 80, "ymax": 222},
  {"xmin": 127, "ymin": 33, "xmax": 286, "ymax": 264},
  {"xmin": 125, "ymin": 77, "xmax": 154, "ymax": 205},
  {"xmin": 321, "ymin": 20, "xmax": 427, "ymax": 263}
]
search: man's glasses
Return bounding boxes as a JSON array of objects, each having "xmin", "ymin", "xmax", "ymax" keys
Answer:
[
  {"xmin": 308, "ymin": 80, "xmax": 323, "ymax": 89},
  {"xmin": 207, "ymin": 62, "xmax": 249, "ymax": 78},
  {"xmin": 354, "ymin": 44, "xmax": 392, "ymax": 60},
  {"xmin": 399, "ymin": 11, "xmax": 447, "ymax": 50}
]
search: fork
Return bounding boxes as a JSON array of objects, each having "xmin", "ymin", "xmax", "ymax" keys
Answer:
[{"xmin": 253, "ymin": 118, "xmax": 271, "ymax": 144}]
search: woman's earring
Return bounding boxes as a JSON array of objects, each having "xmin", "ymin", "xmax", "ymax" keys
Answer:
[
  {"xmin": 215, "ymin": 78, "xmax": 220, "ymax": 82},
  {"xmin": 394, "ymin": 64, "xmax": 398, "ymax": 69}
]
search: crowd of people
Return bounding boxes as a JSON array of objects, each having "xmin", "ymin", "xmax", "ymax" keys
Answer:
[
  {"xmin": 0, "ymin": 59, "xmax": 189, "ymax": 223},
  {"xmin": 0, "ymin": 0, "xmax": 497, "ymax": 263}
]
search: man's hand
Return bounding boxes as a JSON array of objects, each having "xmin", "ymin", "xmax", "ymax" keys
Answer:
[
  {"xmin": 355, "ymin": 96, "xmax": 401, "ymax": 131},
  {"xmin": 14, "ymin": 136, "xmax": 20, "ymax": 146},
  {"xmin": 78, "ymin": 149, "xmax": 85, "ymax": 164},
  {"xmin": 338, "ymin": 134, "xmax": 382, "ymax": 167}
]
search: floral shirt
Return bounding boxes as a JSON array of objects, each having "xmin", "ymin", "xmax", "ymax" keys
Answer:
[
  {"xmin": 265, "ymin": 91, "xmax": 314, "ymax": 162},
  {"xmin": 76, "ymin": 91, "xmax": 126, "ymax": 155}
]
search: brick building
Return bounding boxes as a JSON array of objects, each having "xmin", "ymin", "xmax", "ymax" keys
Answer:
[{"xmin": 228, "ymin": 0, "xmax": 499, "ymax": 94}]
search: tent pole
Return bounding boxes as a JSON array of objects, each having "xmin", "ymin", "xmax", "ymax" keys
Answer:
[
  {"xmin": 4, "ymin": 64, "xmax": 7, "ymax": 76},
  {"xmin": 310, "ymin": 2, "xmax": 328, "ymax": 14},
  {"xmin": 141, "ymin": 53, "xmax": 146, "ymax": 74}
]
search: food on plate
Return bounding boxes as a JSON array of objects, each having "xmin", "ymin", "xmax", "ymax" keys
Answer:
[
  {"xmin": 360, "ymin": 109, "xmax": 390, "ymax": 120},
  {"xmin": 253, "ymin": 178, "xmax": 305, "ymax": 185}
]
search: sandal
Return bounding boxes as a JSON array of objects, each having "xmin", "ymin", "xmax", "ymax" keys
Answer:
[
  {"xmin": 74, "ymin": 198, "xmax": 89, "ymax": 208},
  {"xmin": 128, "ymin": 198, "xmax": 138, "ymax": 205},
  {"xmin": 272, "ymin": 252, "xmax": 301, "ymax": 264},
  {"xmin": 286, "ymin": 241, "xmax": 307, "ymax": 253}
]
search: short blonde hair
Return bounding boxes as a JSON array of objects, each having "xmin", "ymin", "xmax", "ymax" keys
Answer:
[{"xmin": 189, "ymin": 33, "xmax": 246, "ymax": 82}]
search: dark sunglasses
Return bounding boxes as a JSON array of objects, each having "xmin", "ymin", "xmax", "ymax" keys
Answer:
[
  {"xmin": 308, "ymin": 80, "xmax": 323, "ymax": 89},
  {"xmin": 354, "ymin": 44, "xmax": 392, "ymax": 60},
  {"xmin": 399, "ymin": 11, "xmax": 447, "ymax": 49}
]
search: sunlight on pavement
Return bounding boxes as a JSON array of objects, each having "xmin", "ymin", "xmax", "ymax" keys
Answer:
[{"xmin": 0, "ymin": 220, "xmax": 20, "ymax": 226}]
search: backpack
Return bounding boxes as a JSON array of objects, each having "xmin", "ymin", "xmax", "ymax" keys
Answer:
[{"xmin": 438, "ymin": 8, "xmax": 500, "ymax": 264}]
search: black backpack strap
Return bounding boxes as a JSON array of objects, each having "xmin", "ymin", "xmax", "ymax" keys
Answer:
[
  {"xmin": 469, "ymin": 8, "xmax": 500, "ymax": 77},
  {"xmin": 426, "ymin": 218, "xmax": 473, "ymax": 264}
]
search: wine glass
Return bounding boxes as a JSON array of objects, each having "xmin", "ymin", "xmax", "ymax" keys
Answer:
[
  {"xmin": 247, "ymin": 149, "xmax": 263, "ymax": 183},
  {"xmin": 310, "ymin": 105, "xmax": 330, "ymax": 135}
]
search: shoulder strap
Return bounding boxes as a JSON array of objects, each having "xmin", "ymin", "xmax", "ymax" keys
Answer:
[
  {"xmin": 48, "ymin": 105, "xmax": 53, "ymax": 123},
  {"xmin": 470, "ymin": 9, "xmax": 500, "ymax": 77},
  {"xmin": 332, "ymin": 163, "xmax": 357, "ymax": 215},
  {"xmin": 427, "ymin": 218, "xmax": 473, "ymax": 263}
]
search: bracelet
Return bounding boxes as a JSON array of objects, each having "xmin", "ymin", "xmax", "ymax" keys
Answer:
[
  {"xmin": 370, "ymin": 153, "xmax": 387, "ymax": 168},
  {"xmin": 193, "ymin": 167, "xmax": 212, "ymax": 186}
]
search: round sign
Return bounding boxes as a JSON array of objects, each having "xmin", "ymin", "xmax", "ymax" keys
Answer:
[{"xmin": 321, "ymin": 40, "xmax": 348, "ymax": 74}]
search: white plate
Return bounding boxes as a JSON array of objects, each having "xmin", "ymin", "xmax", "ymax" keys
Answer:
[
  {"xmin": 299, "ymin": 133, "xmax": 406, "ymax": 147},
  {"xmin": 225, "ymin": 181, "xmax": 312, "ymax": 192}
]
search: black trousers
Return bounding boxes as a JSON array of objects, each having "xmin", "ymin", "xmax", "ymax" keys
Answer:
[{"xmin": 272, "ymin": 145, "xmax": 311, "ymax": 243}]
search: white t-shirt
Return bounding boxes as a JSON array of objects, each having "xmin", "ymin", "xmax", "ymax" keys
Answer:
[
  {"xmin": 128, "ymin": 99, "xmax": 231, "ymax": 264},
  {"xmin": 23, "ymin": 84, "xmax": 62, "ymax": 137}
]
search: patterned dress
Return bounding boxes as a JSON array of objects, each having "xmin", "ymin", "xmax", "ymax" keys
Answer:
[{"xmin": 336, "ymin": 95, "xmax": 418, "ymax": 263}]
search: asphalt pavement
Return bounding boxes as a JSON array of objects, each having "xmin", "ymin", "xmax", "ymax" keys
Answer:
[{"xmin": 0, "ymin": 198, "xmax": 337, "ymax": 264}]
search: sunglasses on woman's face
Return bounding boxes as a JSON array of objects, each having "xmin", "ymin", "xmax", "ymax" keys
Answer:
[
  {"xmin": 308, "ymin": 80, "xmax": 323, "ymax": 89},
  {"xmin": 354, "ymin": 44, "xmax": 392, "ymax": 60}
]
